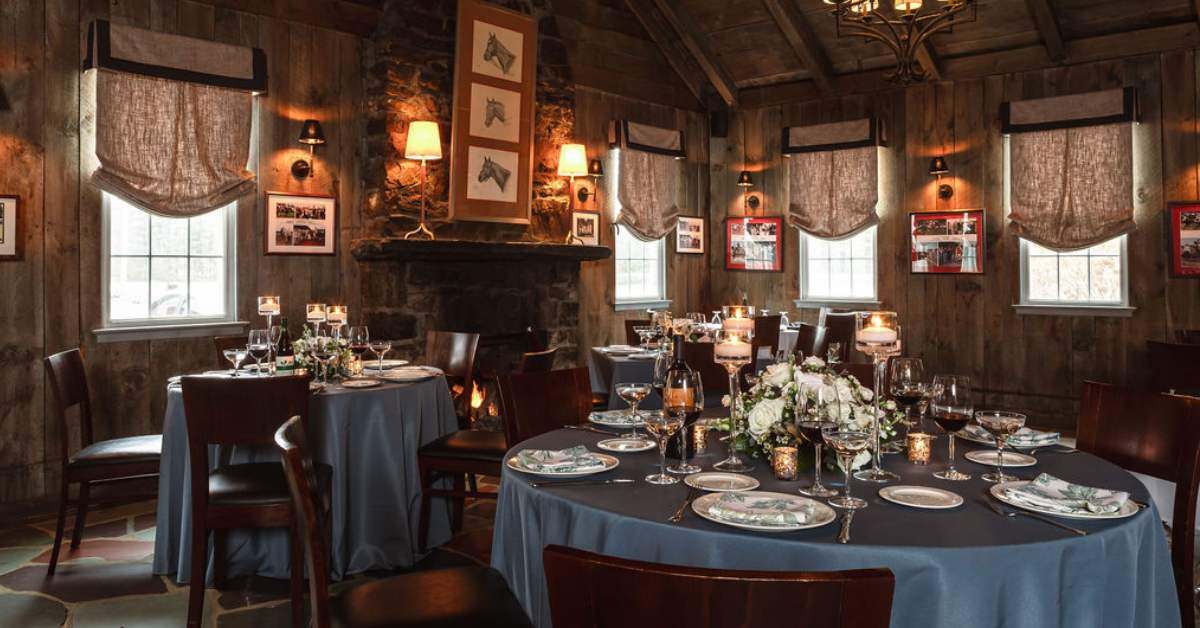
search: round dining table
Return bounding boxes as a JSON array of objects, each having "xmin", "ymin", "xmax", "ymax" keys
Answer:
[
  {"xmin": 491, "ymin": 429, "xmax": 1181, "ymax": 628},
  {"xmin": 153, "ymin": 373, "xmax": 459, "ymax": 583}
]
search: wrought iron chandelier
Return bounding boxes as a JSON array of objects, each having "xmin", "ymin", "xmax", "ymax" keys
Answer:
[{"xmin": 825, "ymin": 0, "xmax": 978, "ymax": 84}]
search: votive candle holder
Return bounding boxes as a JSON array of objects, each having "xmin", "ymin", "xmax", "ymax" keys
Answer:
[
  {"xmin": 772, "ymin": 446, "xmax": 798, "ymax": 481},
  {"xmin": 907, "ymin": 432, "xmax": 933, "ymax": 465}
]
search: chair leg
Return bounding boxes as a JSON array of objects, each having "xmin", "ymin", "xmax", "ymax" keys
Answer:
[
  {"xmin": 211, "ymin": 530, "xmax": 226, "ymax": 588},
  {"xmin": 451, "ymin": 473, "xmax": 466, "ymax": 535},
  {"xmin": 418, "ymin": 462, "xmax": 432, "ymax": 554},
  {"xmin": 47, "ymin": 478, "xmax": 70, "ymax": 576},
  {"xmin": 288, "ymin": 520, "xmax": 305, "ymax": 628},
  {"xmin": 467, "ymin": 472, "xmax": 479, "ymax": 495},
  {"xmin": 187, "ymin": 520, "xmax": 208, "ymax": 628},
  {"xmin": 70, "ymin": 481, "xmax": 91, "ymax": 549}
]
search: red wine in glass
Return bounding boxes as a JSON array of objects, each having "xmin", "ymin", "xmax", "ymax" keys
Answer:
[
  {"xmin": 349, "ymin": 344, "xmax": 370, "ymax": 357},
  {"xmin": 933, "ymin": 410, "xmax": 971, "ymax": 433},
  {"xmin": 798, "ymin": 420, "xmax": 836, "ymax": 445}
]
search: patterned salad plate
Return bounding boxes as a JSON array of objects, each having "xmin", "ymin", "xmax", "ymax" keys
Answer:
[
  {"xmin": 965, "ymin": 450, "xmax": 1037, "ymax": 467},
  {"xmin": 990, "ymin": 481, "xmax": 1140, "ymax": 520},
  {"xmin": 505, "ymin": 452, "xmax": 620, "ymax": 478},
  {"xmin": 588, "ymin": 410, "xmax": 645, "ymax": 428},
  {"xmin": 691, "ymin": 491, "xmax": 836, "ymax": 532},
  {"xmin": 684, "ymin": 472, "xmax": 760, "ymax": 492}
]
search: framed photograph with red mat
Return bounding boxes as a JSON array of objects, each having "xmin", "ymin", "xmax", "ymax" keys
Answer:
[
  {"xmin": 909, "ymin": 210, "xmax": 985, "ymax": 274},
  {"xmin": 1168, "ymin": 201, "xmax": 1200, "ymax": 278},
  {"xmin": 725, "ymin": 216, "xmax": 783, "ymax": 272}
]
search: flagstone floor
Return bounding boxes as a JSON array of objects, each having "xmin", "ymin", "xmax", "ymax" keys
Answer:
[{"xmin": 0, "ymin": 491, "xmax": 497, "ymax": 627}]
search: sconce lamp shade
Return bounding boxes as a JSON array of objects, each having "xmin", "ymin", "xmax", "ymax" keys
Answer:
[
  {"xmin": 557, "ymin": 143, "xmax": 589, "ymax": 177},
  {"xmin": 736, "ymin": 170, "xmax": 754, "ymax": 187},
  {"xmin": 405, "ymin": 121, "xmax": 443, "ymax": 161},
  {"xmin": 588, "ymin": 158, "xmax": 604, "ymax": 177},
  {"xmin": 298, "ymin": 119, "xmax": 325, "ymax": 145},
  {"xmin": 928, "ymin": 155, "xmax": 950, "ymax": 176}
]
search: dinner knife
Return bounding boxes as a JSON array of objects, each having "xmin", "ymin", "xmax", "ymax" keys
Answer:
[
  {"xmin": 529, "ymin": 478, "xmax": 635, "ymax": 488},
  {"xmin": 562, "ymin": 425, "xmax": 621, "ymax": 436},
  {"xmin": 837, "ymin": 510, "xmax": 855, "ymax": 544}
]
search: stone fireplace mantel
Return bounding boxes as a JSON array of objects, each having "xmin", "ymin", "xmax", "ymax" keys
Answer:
[{"xmin": 351, "ymin": 238, "xmax": 611, "ymax": 263}]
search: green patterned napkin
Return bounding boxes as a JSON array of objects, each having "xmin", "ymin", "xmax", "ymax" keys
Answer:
[
  {"xmin": 1004, "ymin": 473, "xmax": 1129, "ymax": 514},
  {"xmin": 708, "ymin": 492, "xmax": 815, "ymax": 527},
  {"xmin": 589, "ymin": 410, "xmax": 642, "ymax": 426},
  {"xmin": 962, "ymin": 424, "xmax": 1059, "ymax": 447},
  {"xmin": 516, "ymin": 446, "xmax": 606, "ymax": 473}
]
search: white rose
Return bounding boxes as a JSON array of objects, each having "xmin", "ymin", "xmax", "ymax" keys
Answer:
[
  {"xmin": 794, "ymin": 372, "xmax": 825, "ymax": 391},
  {"xmin": 802, "ymin": 356, "xmax": 825, "ymax": 370},
  {"xmin": 761, "ymin": 362, "xmax": 793, "ymax": 387},
  {"xmin": 746, "ymin": 397, "xmax": 786, "ymax": 438}
]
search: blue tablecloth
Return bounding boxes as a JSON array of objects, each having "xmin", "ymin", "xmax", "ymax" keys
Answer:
[
  {"xmin": 492, "ymin": 429, "xmax": 1180, "ymax": 628},
  {"xmin": 587, "ymin": 347, "xmax": 760, "ymax": 411},
  {"xmin": 153, "ymin": 376, "xmax": 459, "ymax": 583}
]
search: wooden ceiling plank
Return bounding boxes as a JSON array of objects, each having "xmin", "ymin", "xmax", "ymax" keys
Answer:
[
  {"xmin": 915, "ymin": 42, "xmax": 942, "ymax": 81},
  {"xmin": 624, "ymin": 0, "xmax": 708, "ymax": 106},
  {"xmin": 1194, "ymin": 0, "xmax": 1200, "ymax": 29},
  {"xmin": 649, "ymin": 0, "xmax": 740, "ymax": 107},
  {"xmin": 1024, "ymin": 0, "xmax": 1067, "ymax": 62},
  {"xmin": 760, "ymin": 0, "xmax": 834, "ymax": 95}
]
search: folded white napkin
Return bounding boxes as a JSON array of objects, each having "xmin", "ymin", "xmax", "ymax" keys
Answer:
[
  {"xmin": 1004, "ymin": 473, "xmax": 1129, "ymax": 514},
  {"xmin": 516, "ymin": 446, "xmax": 606, "ymax": 473},
  {"xmin": 962, "ymin": 424, "xmax": 1059, "ymax": 447},
  {"xmin": 707, "ymin": 492, "xmax": 815, "ymax": 527},
  {"xmin": 589, "ymin": 410, "xmax": 642, "ymax": 425}
]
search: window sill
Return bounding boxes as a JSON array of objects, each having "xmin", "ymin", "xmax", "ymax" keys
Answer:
[
  {"xmin": 614, "ymin": 299, "xmax": 672, "ymax": 312},
  {"xmin": 1012, "ymin": 304, "xmax": 1136, "ymax": 318},
  {"xmin": 93, "ymin": 320, "xmax": 249, "ymax": 343},
  {"xmin": 793, "ymin": 299, "xmax": 881, "ymax": 310}
]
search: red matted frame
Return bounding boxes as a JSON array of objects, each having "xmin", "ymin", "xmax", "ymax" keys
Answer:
[
  {"xmin": 0, "ymin": 195, "xmax": 21, "ymax": 261},
  {"xmin": 263, "ymin": 191, "xmax": 338, "ymax": 256},
  {"xmin": 1168, "ymin": 201, "xmax": 1200, "ymax": 278},
  {"xmin": 725, "ymin": 216, "xmax": 783, "ymax": 272},
  {"xmin": 909, "ymin": 209, "xmax": 985, "ymax": 275}
]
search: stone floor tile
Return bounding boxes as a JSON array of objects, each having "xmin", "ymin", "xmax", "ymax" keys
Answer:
[
  {"xmin": 216, "ymin": 600, "xmax": 306, "ymax": 628},
  {"xmin": 0, "ymin": 547, "xmax": 44, "ymax": 577},
  {"xmin": 32, "ymin": 540, "xmax": 154, "ymax": 564},
  {"xmin": 0, "ymin": 561, "xmax": 166, "ymax": 603},
  {"xmin": 215, "ymin": 574, "xmax": 291, "ymax": 611},
  {"xmin": 0, "ymin": 525, "xmax": 52, "ymax": 549},
  {"xmin": 0, "ymin": 592, "xmax": 68, "ymax": 628},
  {"xmin": 71, "ymin": 590, "xmax": 188, "ymax": 628}
]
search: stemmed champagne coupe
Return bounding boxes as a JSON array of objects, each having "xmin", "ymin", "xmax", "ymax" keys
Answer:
[
  {"xmin": 889, "ymin": 358, "xmax": 927, "ymax": 445},
  {"xmin": 247, "ymin": 330, "xmax": 271, "ymax": 377},
  {"xmin": 823, "ymin": 427, "xmax": 872, "ymax": 510},
  {"xmin": 615, "ymin": 383, "xmax": 652, "ymax": 441},
  {"xmin": 223, "ymin": 348, "xmax": 247, "ymax": 376},
  {"xmin": 633, "ymin": 326, "xmax": 654, "ymax": 349},
  {"xmin": 644, "ymin": 409, "xmax": 685, "ymax": 485},
  {"xmin": 712, "ymin": 329, "xmax": 755, "ymax": 472},
  {"xmin": 797, "ymin": 382, "xmax": 838, "ymax": 498},
  {"xmin": 312, "ymin": 336, "xmax": 336, "ymax": 384},
  {"xmin": 666, "ymin": 370, "xmax": 704, "ymax": 475},
  {"xmin": 976, "ymin": 410, "xmax": 1027, "ymax": 483},
  {"xmin": 930, "ymin": 375, "xmax": 972, "ymax": 481},
  {"xmin": 348, "ymin": 326, "xmax": 370, "ymax": 375},
  {"xmin": 369, "ymin": 339, "xmax": 392, "ymax": 372}
]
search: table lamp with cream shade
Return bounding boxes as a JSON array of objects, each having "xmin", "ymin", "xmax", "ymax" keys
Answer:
[
  {"xmin": 558, "ymin": 143, "xmax": 590, "ymax": 244},
  {"xmin": 404, "ymin": 120, "xmax": 442, "ymax": 240}
]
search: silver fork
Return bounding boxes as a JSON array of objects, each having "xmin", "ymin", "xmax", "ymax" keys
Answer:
[
  {"xmin": 986, "ymin": 499, "xmax": 1087, "ymax": 536},
  {"xmin": 1028, "ymin": 445, "xmax": 1078, "ymax": 455},
  {"xmin": 669, "ymin": 486, "xmax": 701, "ymax": 523}
]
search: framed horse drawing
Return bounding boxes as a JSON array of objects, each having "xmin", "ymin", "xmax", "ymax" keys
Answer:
[{"xmin": 450, "ymin": 0, "xmax": 537, "ymax": 224}]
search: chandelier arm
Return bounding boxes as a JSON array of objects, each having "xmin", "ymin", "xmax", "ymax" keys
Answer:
[{"xmin": 838, "ymin": 23, "xmax": 907, "ymax": 59}]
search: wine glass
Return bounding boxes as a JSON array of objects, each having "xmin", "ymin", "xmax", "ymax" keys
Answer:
[
  {"xmin": 822, "ymin": 427, "xmax": 872, "ymax": 510},
  {"xmin": 930, "ymin": 375, "xmax": 972, "ymax": 481},
  {"xmin": 826, "ymin": 342, "xmax": 843, "ymax": 364},
  {"xmin": 348, "ymin": 326, "xmax": 370, "ymax": 373},
  {"xmin": 889, "ymin": 358, "xmax": 926, "ymax": 442},
  {"xmin": 312, "ymin": 336, "xmax": 337, "ymax": 384},
  {"xmin": 223, "ymin": 348, "xmax": 247, "ymax": 376},
  {"xmin": 688, "ymin": 312, "xmax": 707, "ymax": 326},
  {"xmin": 710, "ymin": 310, "xmax": 723, "ymax": 326},
  {"xmin": 247, "ymin": 329, "xmax": 272, "ymax": 377},
  {"xmin": 976, "ymin": 410, "xmax": 1027, "ymax": 483},
  {"xmin": 269, "ymin": 324, "xmax": 283, "ymax": 374},
  {"xmin": 615, "ymin": 383, "xmax": 652, "ymax": 440},
  {"xmin": 666, "ymin": 370, "xmax": 704, "ymax": 475},
  {"xmin": 713, "ymin": 329, "xmax": 755, "ymax": 472},
  {"xmin": 797, "ymin": 383, "xmax": 839, "ymax": 498},
  {"xmin": 369, "ymin": 339, "xmax": 392, "ymax": 372},
  {"xmin": 644, "ymin": 410, "xmax": 685, "ymax": 485}
]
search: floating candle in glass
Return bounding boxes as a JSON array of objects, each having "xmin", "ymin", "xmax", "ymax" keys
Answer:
[
  {"xmin": 327, "ymin": 305, "xmax": 348, "ymax": 325},
  {"xmin": 907, "ymin": 432, "xmax": 933, "ymax": 465},
  {"xmin": 721, "ymin": 305, "xmax": 756, "ymax": 334},
  {"xmin": 306, "ymin": 303, "xmax": 327, "ymax": 323},
  {"xmin": 257, "ymin": 296, "xmax": 280, "ymax": 316},
  {"xmin": 714, "ymin": 331, "xmax": 753, "ymax": 362},
  {"xmin": 772, "ymin": 446, "xmax": 798, "ymax": 481}
]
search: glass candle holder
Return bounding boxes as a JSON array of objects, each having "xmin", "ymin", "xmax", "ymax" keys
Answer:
[
  {"xmin": 855, "ymin": 311, "xmax": 900, "ymax": 355},
  {"xmin": 306, "ymin": 303, "xmax": 328, "ymax": 323},
  {"xmin": 327, "ymin": 304, "xmax": 348, "ymax": 325},
  {"xmin": 721, "ymin": 305, "xmax": 756, "ymax": 334},
  {"xmin": 692, "ymin": 422, "xmax": 710, "ymax": 455},
  {"xmin": 772, "ymin": 446, "xmax": 798, "ymax": 481},
  {"xmin": 257, "ymin": 296, "xmax": 280, "ymax": 316},
  {"xmin": 907, "ymin": 432, "xmax": 933, "ymax": 465}
]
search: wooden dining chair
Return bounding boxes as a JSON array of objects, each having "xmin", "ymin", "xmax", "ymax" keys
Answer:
[
  {"xmin": 753, "ymin": 314, "xmax": 782, "ymax": 356},
  {"xmin": 682, "ymin": 341, "xmax": 736, "ymax": 399},
  {"xmin": 518, "ymin": 347, "xmax": 558, "ymax": 373},
  {"xmin": 794, "ymin": 323, "xmax": 827, "ymax": 360},
  {"xmin": 543, "ymin": 545, "xmax": 894, "ymax": 628},
  {"xmin": 425, "ymin": 330, "xmax": 481, "ymax": 429},
  {"xmin": 180, "ymin": 374, "xmax": 314, "ymax": 628},
  {"xmin": 525, "ymin": 326, "xmax": 550, "ymax": 352},
  {"xmin": 1146, "ymin": 340, "xmax": 1200, "ymax": 395},
  {"xmin": 622, "ymin": 318, "xmax": 651, "ymax": 346},
  {"xmin": 212, "ymin": 335, "xmax": 246, "ymax": 370},
  {"xmin": 275, "ymin": 416, "xmax": 533, "ymax": 628},
  {"xmin": 1176, "ymin": 329, "xmax": 1200, "ymax": 345},
  {"xmin": 499, "ymin": 367, "xmax": 595, "ymax": 445},
  {"xmin": 43, "ymin": 348, "xmax": 162, "ymax": 575},
  {"xmin": 819, "ymin": 309, "xmax": 859, "ymax": 363},
  {"xmin": 1076, "ymin": 381, "xmax": 1200, "ymax": 627}
]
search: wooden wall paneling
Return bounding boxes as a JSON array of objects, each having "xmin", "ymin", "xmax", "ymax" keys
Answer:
[
  {"xmin": 256, "ymin": 16, "xmax": 295, "ymax": 323},
  {"xmin": 338, "ymin": 32, "xmax": 364, "ymax": 318},
  {"xmin": 1164, "ymin": 50, "xmax": 1200, "ymax": 332},
  {"xmin": 176, "ymin": 0, "xmax": 214, "ymax": 39},
  {"xmin": 877, "ymin": 89, "xmax": 906, "ymax": 336},
  {"xmin": 978, "ymin": 74, "xmax": 1009, "ymax": 411},
  {"xmin": 306, "ymin": 25, "xmax": 345, "ymax": 304},
  {"xmin": 949, "ymin": 78, "xmax": 987, "ymax": 385},
  {"xmin": 901, "ymin": 83, "xmax": 935, "ymax": 373}
]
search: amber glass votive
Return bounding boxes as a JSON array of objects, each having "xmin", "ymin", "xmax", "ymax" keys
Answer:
[
  {"xmin": 692, "ymin": 422, "xmax": 710, "ymax": 455},
  {"xmin": 772, "ymin": 446, "xmax": 798, "ymax": 480},
  {"xmin": 907, "ymin": 433, "xmax": 933, "ymax": 465}
]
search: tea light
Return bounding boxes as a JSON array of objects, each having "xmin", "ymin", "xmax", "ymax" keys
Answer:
[
  {"xmin": 327, "ymin": 305, "xmax": 348, "ymax": 324},
  {"xmin": 772, "ymin": 446, "xmax": 798, "ymax": 481},
  {"xmin": 692, "ymin": 422, "xmax": 710, "ymax": 455},
  {"xmin": 306, "ymin": 303, "xmax": 327, "ymax": 323},
  {"xmin": 855, "ymin": 311, "xmax": 899, "ymax": 345},
  {"xmin": 721, "ymin": 305, "xmax": 755, "ymax": 334},
  {"xmin": 715, "ymin": 335, "xmax": 753, "ymax": 361},
  {"xmin": 257, "ymin": 296, "xmax": 280, "ymax": 316},
  {"xmin": 907, "ymin": 432, "xmax": 933, "ymax": 465}
]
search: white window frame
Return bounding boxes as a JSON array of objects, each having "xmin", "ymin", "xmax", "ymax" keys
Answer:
[
  {"xmin": 794, "ymin": 226, "xmax": 881, "ymax": 309},
  {"xmin": 95, "ymin": 193, "xmax": 246, "ymax": 342},
  {"xmin": 613, "ymin": 223, "xmax": 669, "ymax": 311}
]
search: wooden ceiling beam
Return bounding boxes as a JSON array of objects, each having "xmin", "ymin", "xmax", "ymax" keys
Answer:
[
  {"xmin": 760, "ymin": 0, "xmax": 834, "ymax": 96},
  {"xmin": 915, "ymin": 43, "xmax": 942, "ymax": 81},
  {"xmin": 624, "ymin": 0, "xmax": 708, "ymax": 107},
  {"xmin": 649, "ymin": 0, "xmax": 739, "ymax": 108},
  {"xmin": 1024, "ymin": 0, "xmax": 1067, "ymax": 63}
]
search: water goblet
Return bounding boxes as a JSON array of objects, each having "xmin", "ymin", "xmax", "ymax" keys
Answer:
[
  {"xmin": 223, "ymin": 348, "xmax": 247, "ymax": 376},
  {"xmin": 312, "ymin": 336, "xmax": 337, "ymax": 384},
  {"xmin": 826, "ymin": 342, "xmax": 843, "ymax": 364},
  {"xmin": 633, "ymin": 326, "xmax": 654, "ymax": 349},
  {"xmin": 976, "ymin": 410, "xmax": 1027, "ymax": 483},
  {"xmin": 797, "ymin": 384, "xmax": 839, "ymax": 497},
  {"xmin": 823, "ymin": 427, "xmax": 872, "ymax": 510},
  {"xmin": 247, "ymin": 329, "xmax": 272, "ymax": 377},
  {"xmin": 930, "ymin": 375, "xmax": 973, "ymax": 481},
  {"xmin": 644, "ymin": 411, "xmax": 684, "ymax": 485}
]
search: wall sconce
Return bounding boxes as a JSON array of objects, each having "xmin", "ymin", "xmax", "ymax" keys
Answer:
[
  {"xmin": 737, "ymin": 170, "xmax": 760, "ymax": 211},
  {"xmin": 580, "ymin": 158, "xmax": 604, "ymax": 202},
  {"xmin": 291, "ymin": 119, "xmax": 325, "ymax": 179},
  {"xmin": 929, "ymin": 155, "xmax": 953, "ymax": 200},
  {"xmin": 404, "ymin": 120, "xmax": 442, "ymax": 240},
  {"xmin": 558, "ymin": 143, "xmax": 591, "ymax": 204}
]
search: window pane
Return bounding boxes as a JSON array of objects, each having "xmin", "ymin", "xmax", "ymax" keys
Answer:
[
  {"xmin": 829, "ymin": 259, "xmax": 853, "ymax": 297},
  {"xmin": 109, "ymin": 257, "xmax": 149, "ymax": 320},
  {"xmin": 150, "ymin": 214, "xmax": 189, "ymax": 256},
  {"xmin": 1023, "ymin": 236, "xmax": 1126, "ymax": 305},
  {"xmin": 1090, "ymin": 238, "xmax": 1121, "ymax": 256},
  {"xmin": 807, "ymin": 259, "xmax": 830, "ymax": 297},
  {"xmin": 1028, "ymin": 256, "xmax": 1058, "ymax": 301},
  {"xmin": 852, "ymin": 259, "xmax": 874, "ymax": 298},
  {"xmin": 802, "ymin": 227, "xmax": 876, "ymax": 301},
  {"xmin": 190, "ymin": 208, "xmax": 225, "ymax": 256},
  {"xmin": 150, "ymin": 257, "xmax": 189, "ymax": 318},
  {"xmin": 1058, "ymin": 256, "xmax": 1089, "ymax": 302},
  {"xmin": 189, "ymin": 258, "xmax": 225, "ymax": 317},
  {"xmin": 109, "ymin": 200, "xmax": 149, "ymax": 256},
  {"xmin": 1090, "ymin": 256, "xmax": 1121, "ymax": 302},
  {"xmin": 614, "ymin": 226, "xmax": 665, "ymax": 302},
  {"xmin": 1026, "ymin": 240, "xmax": 1056, "ymax": 257}
]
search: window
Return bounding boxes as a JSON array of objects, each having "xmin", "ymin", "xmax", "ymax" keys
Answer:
[
  {"xmin": 102, "ymin": 193, "xmax": 238, "ymax": 331},
  {"xmin": 1020, "ymin": 236, "xmax": 1128, "ymax": 306},
  {"xmin": 614, "ymin": 225, "xmax": 666, "ymax": 305},
  {"xmin": 799, "ymin": 226, "xmax": 877, "ymax": 303}
]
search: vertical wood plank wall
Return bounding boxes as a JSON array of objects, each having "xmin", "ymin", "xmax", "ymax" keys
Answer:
[{"xmin": 708, "ymin": 55, "xmax": 1200, "ymax": 428}]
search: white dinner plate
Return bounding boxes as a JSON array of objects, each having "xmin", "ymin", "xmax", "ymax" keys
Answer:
[
  {"xmin": 955, "ymin": 429, "xmax": 1060, "ymax": 450},
  {"xmin": 377, "ymin": 366, "xmax": 444, "ymax": 382},
  {"xmin": 684, "ymin": 472, "xmax": 760, "ymax": 493},
  {"xmin": 628, "ymin": 352, "xmax": 659, "ymax": 360},
  {"xmin": 596, "ymin": 438, "xmax": 656, "ymax": 453},
  {"xmin": 691, "ymin": 491, "xmax": 836, "ymax": 532},
  {"xmin": 964, "ymin": 450, "xmax": 1037, "ymax": 468},
  {"xmin": 363, "ymin": 359, "xmax": 410, "ymax": 370},
  {"xmin": 588, "ymin": 411, "xmax": 645, "ymax": 428},
  {"xmin": 990, "ymin": 481, "xmax": 1140, "ymax": 520},
  {"xmin": 878, "ymin": 485, "xmax": 964, "ymax": 510},
  {"xmin": 505, "ymin": 452, "xmax": 620, "ymax": 478},
  {"xmin": 601, "ymin": 345, "xmax": 639, "ymax": 355},
  {"xmin": 340, "ymin": 378, "xmax": 381, "ymax": 389}
]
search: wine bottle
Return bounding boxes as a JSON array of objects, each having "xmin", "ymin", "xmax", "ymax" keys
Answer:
[
  {"xmin": 275, "ymin": 317, "xmax": 295, "ymax": 374},
  {"xmin": 665, "ymin": 334, "xmax": 699, "ymax": 460}
]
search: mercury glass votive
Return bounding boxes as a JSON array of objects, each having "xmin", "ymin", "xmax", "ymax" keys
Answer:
[
  {"xmin": 772, "ymin": 446, "xmax": 799, "ymax": 481},
  {"xmin": 907, "ymin": 432, "xmax": 933, "ymax": 465},
  {"xmin": 692, "ymin": 422, "xmax": 710, "ymax": 455}
]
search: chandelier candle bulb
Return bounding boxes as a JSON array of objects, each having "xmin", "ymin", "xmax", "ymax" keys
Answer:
[
  {"xmin": 772, "ymin": 446, "xmax": 799, "ymax": 481},
  {"xmin": 907, "ymin": 433, "xmax": 933, "ymax": 464}
]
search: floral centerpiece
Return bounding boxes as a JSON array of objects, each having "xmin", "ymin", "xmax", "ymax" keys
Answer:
[
  {"xmin": 726, "ymin": 356, "xmax": 904, "ymax": 470},
  {"xmin": 292, "ymin": 327, "xmax": 355, "ymax": 379}
]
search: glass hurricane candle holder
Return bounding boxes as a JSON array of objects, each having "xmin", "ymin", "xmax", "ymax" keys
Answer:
[
  {"xmin": 306, "ymin": 303, "xmax": 327, "ymax": 335},
  {"xmin": 854, "ymin": 311, "xmax": 902, "ymax": 484},
  {"xmin": 721, "ymin": 305, "xmax": 756, "ymax": 334},
  {"xmin": 712, "ymin": 328, "xmax": 755, "ymax": 472},
  {"xmin": 772, "ymin": 446, "xmax": 798, "ymax": 481},
  {"xmin": 327, "ymin": 304, "xmax": 348, "ymax": 325},
  {"xmin": 907, "ymin": 432, "xmax": 933, "ymax": 465}
]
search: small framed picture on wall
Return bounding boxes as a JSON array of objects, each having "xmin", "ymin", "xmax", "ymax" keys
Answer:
[
  {"xmin": 264, "ymin": 192, "xmax": 337, "ymax": 256},
  {"xmin": 725, "ymin": 216, "xmax": 783, "ymax": 272},
  {"xmin": 909, "ymin": 210, "xmax": 985, "ymax": 274},
  {"xmin": 0, "ymin": 195, "xmax": 20, "ymax": 261},
  {"xmin": 676, "ymin": 216, "xmax": 704, "ymax": 254},
  {"xmin": 571, "ymin": 211, "xmax": 600, "ymax": 246},
  {"xmin": 1168, "ymin": 201, "xmax": 1200, "ymax": 278}
]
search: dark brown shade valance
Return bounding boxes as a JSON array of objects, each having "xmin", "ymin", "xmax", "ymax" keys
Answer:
[
  {"xmin": 85, "ymin": 20, "xmax": 267, "ymax": 92},
  {"xmin": 608, "ymin": 121, "xmax": 684, "ymax": 241},
  {"xmin": 784, "ymin": 119, "xmax": 880, "ymax": 239}
]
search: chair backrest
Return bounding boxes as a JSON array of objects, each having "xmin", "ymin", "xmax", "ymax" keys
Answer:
[
  {"xmin": 44, "ymin": 348, "xmax": 94, "ymax": 458},
  {"xmin": 681, "ymin": 341, "xmax": 733, "ymax": 398},
  {"xmin": 794, "ymin": 323, "xmax": 827, "ymax": 360},
  {"xmin": 518, "ymin": 347, "xmax": 558, "ymax": 373},
  {"xmin": 498, "ymin": 368, "xmax": 593, "ymax": 445},
  {"xmin": 1175, "ymin": 329, "xmax": 1200, "ymax": 345},
  {"xmin": 543, "ymin": 545, "xmax": 894, "ymax": 628},
  {"xmin": 275, "ymin": 416, "xmax": 333, "ymax": 628},
  {"xmin": 212, "ymin": 335, "xmax": 247, "ymax": 370},
  {"xmin": 425, "ymin": 330, "xmax": 480, "ymax": 385},
  {"xmin": 753, "ymin": 315, "xmax": 782, "ymax": 353},
  {"xmin": 1146, "ymin": 340, "xmax": 1200, "ymax": 395},
  {"xmin": 525, "ymin": 326, "xmax": 550, "ymax": 353},
  {"xmin": 819, "ymin": 310, "xmax": 857, "ymax": 362},
  {"xmin": 1076, "ymin": 381, "xmax": 1200, "ymax": 626},
  {"xmin": 623, "ymin": 319, "xmax": 651, "ymax": 347}
]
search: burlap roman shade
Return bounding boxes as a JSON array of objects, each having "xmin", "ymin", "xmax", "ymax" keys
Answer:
[
  {"xmin": 608, "ymin": 121, "xmax": 684, "ymax": 241},
  {"xmin": 1005, "ymin": 88, "xmax": 1137, "ymax": 251},
  {"xmin": 84, "ymin": 20, "xmax": 266, "ymax": 217},
  {"xmin": 783, "ymin": 118, "xmax": 880, "ymax": 239}
]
